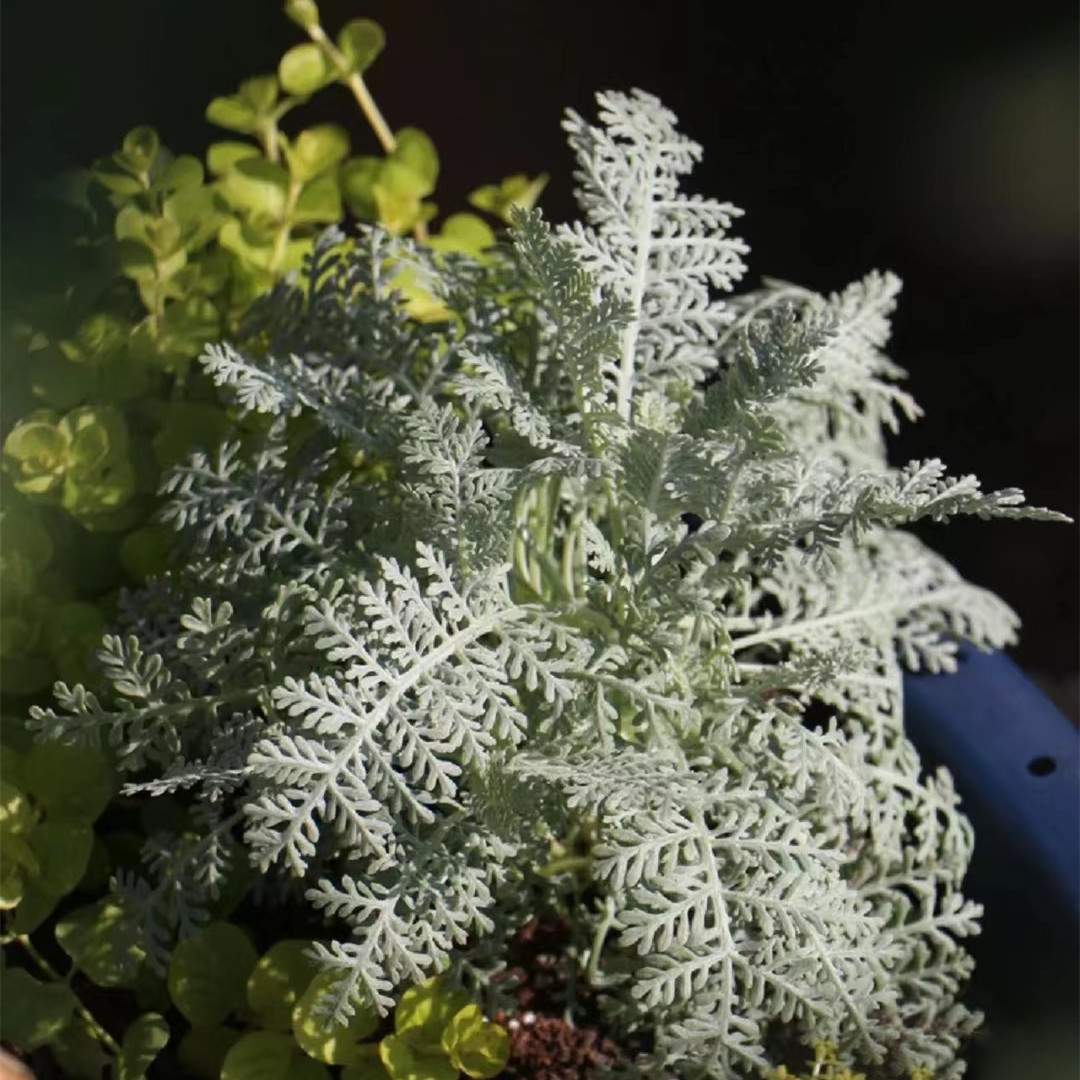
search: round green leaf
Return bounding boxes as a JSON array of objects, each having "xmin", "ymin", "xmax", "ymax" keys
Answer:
[
  {"xmin": 340, "ymin": 1046, "xmax": 392, "ymax": 1080},
  {"xmin": 119, "ymin": 525, "xmax": 174, "ymax": 584},
  {"xmin": 336, "ymin": 19, "xmax": 385, "ymax": 74},
  {"xmin": 293, "ymin": 173, "xmax": 343, "ymax": 225},
  {"xmin": 248, "ymin": 939, "xmax": 320, "ymax": 1030},
  {"xmin": 33, "ymin": 817, "xmax": 93, "ymax": 897},
  {"xmin": 55, "ymin": 899, "xmax": 144, "ymax": 987},
  {"xmin": 121, "ymin": 127, "xmax": 161, "ymax": 172},
  {"xmin": 287, "ymin": 124, "xmax": 350, "ymax": 184},
  {"xmin": 391, "ymin": 129, "xmax": 438, "ymax": 196},
  {"xmin": 168, "ymin": 922, "xmax": 258, "ymax": 1026},
  {"xmin": 156, "ymin": 155, "xmax": 204, "ymax": 194},
  {"xmin": 291, "ymin": 969, "xmax": 379, "ymax": 1065},
  {"xmin": 429, "ymin": 214, "xmax": 495, "ymax": 257},
  {"xmin": 394, "ymin": 976, "xmax": 470, "ymax": 1052},
  {"xmin": 24, "ymin": 739, "xmax": 113, "ymax": 821},
  {"xmin": 0, "ymin": 967, "xmax": 75, "ymax": 1049},
  {"xmin": 440, "ymin": 1005, "xmax": 510, "ymax": 1079},
  {"xmin": 222, "ymin": 1031, "xmax": 332, "ymax": 1080},
  {"xmin": 379, "ymin": 1034, "xmax": 457, "ymax": 1080},
  {"xmin": 239, "ymin": 75, "xmax": 280, "ymax": 113},
  {"xmin": 50, "ymin": 1014, "xmax": 113, "ymax": 1079},
  {"xmin": 206, "ymin": 95, "xmax": 259, "ymax": 135},
  {"xmin": 8, "ymin": 881, "xmax": 59, "ymax": 935},
  {"xmin": 207, "ymin": 141, "xmax": 261, "ymax": 177},
  {"xmin": 132, "ymin": 965, "xmax": 173, "ymax": 1015},
  {"xmin": 59, "ymin": 312, "xmax": 129, "ymax": 366},
  {"xmin": 177, "ymin": 1025, "xmax": 242, "ymax": 1079},
  {"xmin": 117, "ymin": 1012, "xmax": 170, "ymax": 1080},
  {"xmin": 91, "ymin": 157, "xmax": 145, "ymax": 196},
  {"xmin": 0, "ymin": 503, "xmax": 54, "ymax": 595},
  {"xmin": 468, "ymin": 173, "xmax": 549, "ymax": 225},
  {"xmin": 0, "ymin": 778, "xmax": 35, "ymax": 837},
  {"xmin": 285, "ymin": 0, "xmax": 321, "ymax": 31},
  {"xmin": 222, "ymin": 158, "xmax": 291, "ymax": 219},
  {"xmin": 279, "ymin": 43, "xmax": 333, "ymax": 96},
  {"xmin": 3, "ymin": 416, "xmax": 67, "ymax": 497},
  {"xmin": 340, "ymin": 157, "xmax": 382, "ymax": 219}
]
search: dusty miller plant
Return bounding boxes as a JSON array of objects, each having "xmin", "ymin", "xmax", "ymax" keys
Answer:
[{"xmin": 28, "ymin": 89, "xmax": 1066, "ymax": 1078}]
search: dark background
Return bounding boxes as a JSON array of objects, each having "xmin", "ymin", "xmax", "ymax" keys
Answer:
[{"xmin": 2, "ymin": 1, "xmax": 1077, "ymax": 687}]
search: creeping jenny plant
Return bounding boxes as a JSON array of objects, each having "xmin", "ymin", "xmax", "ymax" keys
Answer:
[{"xmin": 23, "ymin": 85, "xmax": 1067, "ymax": 1080}]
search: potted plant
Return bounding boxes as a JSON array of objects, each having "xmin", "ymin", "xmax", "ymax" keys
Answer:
[{"xmin": 1, "ymin": 4, "xmax": 1071, "ymax": 1079}]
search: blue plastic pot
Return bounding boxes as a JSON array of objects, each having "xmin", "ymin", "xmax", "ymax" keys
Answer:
[{"xmin": 904, "ymin": 646, "xmax": 1079, "ymax": 1078}]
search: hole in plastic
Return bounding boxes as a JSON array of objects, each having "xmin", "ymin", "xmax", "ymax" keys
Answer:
[{"xmin": 1027, "ymin": 756, "xmax": 1057, "ymax": 777}]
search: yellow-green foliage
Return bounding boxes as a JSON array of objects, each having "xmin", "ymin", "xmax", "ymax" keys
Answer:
[{"xmin": 0, "ymin": 0, "xmax": 546, "ymax": 696}]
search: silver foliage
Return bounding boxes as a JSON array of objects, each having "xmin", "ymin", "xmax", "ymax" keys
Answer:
[{"xmin": 26, "ymin": 88, "xmax": 1068, "ymax": 1079}]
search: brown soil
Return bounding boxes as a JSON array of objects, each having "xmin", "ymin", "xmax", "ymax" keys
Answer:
[{"xmin": 493, "ymin": 915, "xmax": 639, "ymax": 1080}]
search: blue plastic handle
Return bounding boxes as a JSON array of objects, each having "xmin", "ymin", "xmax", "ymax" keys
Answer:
[{"xmin": 903, "ymin": 647, "xmax": 1079, "ymax": 923}]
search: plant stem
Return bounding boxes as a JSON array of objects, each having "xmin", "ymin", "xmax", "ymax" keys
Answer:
[
  {"xmin": 585, "ymin": 896, "xmax": 616, "ymax": 985},
  {"xmin": 11, "ymin": 934, "xmax": 121, "ymax": 1056},
  {"xmin": 270, "ymin": 178, "xmax": 304, "ymax": 276},
  {"xmin": 303, "ymin": 21, "xmax": 429, "ymax": 243}
]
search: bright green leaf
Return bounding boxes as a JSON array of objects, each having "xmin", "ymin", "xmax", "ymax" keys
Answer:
[
  {"xmin": 391, "ymin": 129, "xmax": 438, "ymax": 196},
  {"xmin": 286, "ymin": 124, "xmax": 350, "ymax": 184},
  {"xmin": 168, "ymin": 922, "xmax": 258, "ymax": 1027},
  {"xmin": 440, "ymin": 1005, "xmax": 509, "ymax": 1079},
  {"xmin": 0, "ymin": 968, "xmax": 75, "ymax": 1050},
  {"xmin": 116, "ymin": 1013, "xmax": 170, "ymax": 1080},
  {"xmin": 55, "ymin": 899, "xmax": 144, "ymax": 987},
  {"xmin": 115, "ymin": 238, "xmax": 158, "ymax": 282},
  {"xmin": 206, "ymin": 95, "xmax": 259, "ymax": 135},
  {"xmin": 293, "ymin": 173, "xmax": 343, "ymax": 225},
  {"xmin": 428, "ymin": 214, "xmax": 495, "ymax": 257},
  {"xmin": 340, "ymin": 157, "xmax": 382, "ymax": 219},
  {"xmin": 395, "ymin": 976, "xmax": 470, "ymax": 1052},
  {"xmin": 90, "ymin": 155, "xmax": 145, "ymax": 196},
  {"xmin": 217, "ymin": 217, "xmax": 275, "ymax": 271},
  {"xmin": 121, "ymin": 127, "xmax": 160, "ymax": 172},
  {"xmin": 336, "ymin": 19, "xmax": 385, "ymax": 75},
  {"xmin": 221, "ymin": 158, "xmax": 291, "ymax": 219},
  {"xmin": 239, "ymin": 75, "xmax": 280, "ymax": 113},
  {"xmin": 279, "ymin": 43, "xmax": 333, "ymax": 96},
  {"xmin": 208, "ymin": 141, "xmax": 261, "ymax": 177},
  {"xmin": 285, "ymin": 0, "xmax": 321, "ymax": 31},
  {"xmin": 247, "ymin": 939, "xmax": 320, "ymax": 1031},
  {"xmin": 468, "ymin": 173, "xmax": 549, "ymax": 225},
  {"xmin": 222, "ymin": 1030, "xmax": 332, "ymax": 1080},
  {"xmin": 156, "ymin": 155, "xmax": 204, "ymax": 194},
  {"xmin": 379, "ymin": 1034, "xmax": 457, "ymax": 1080},
  {"xmin": 291, "ymin": 969, "xmax": 379, "ymax": 1065}
]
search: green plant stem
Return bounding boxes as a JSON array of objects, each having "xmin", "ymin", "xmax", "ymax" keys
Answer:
[
  {"xmin": 585, "ymin": 895, "xmax": 617, "ymax": 986},
  {"xmin": 270, "ymin": 179, "xmax": 304, "ymax": 276},
  {"xmin": 303, "ymin": 20, "xmax": 429, "ymax": 243},
  {"xmin": 9, "ymin": 934, "xmax": 121, "ymax": 1056}
]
